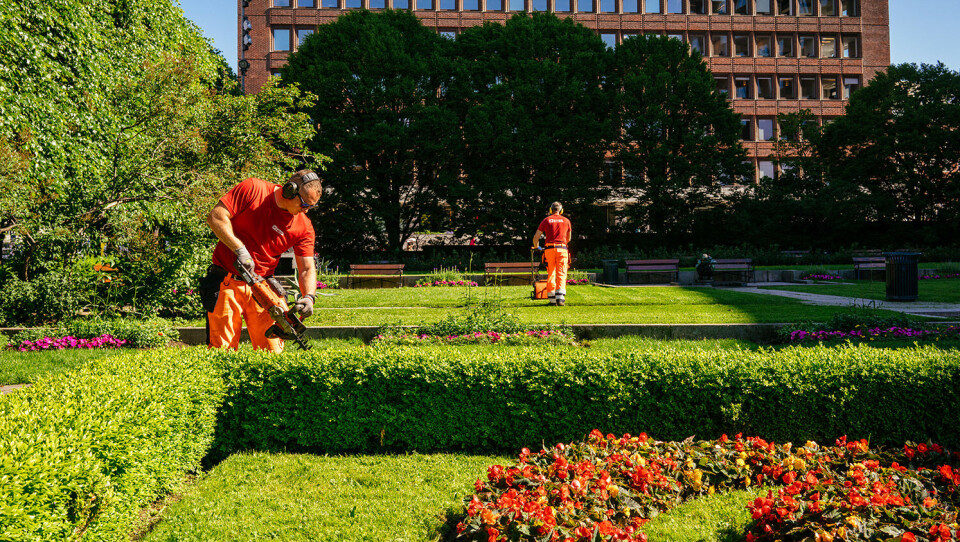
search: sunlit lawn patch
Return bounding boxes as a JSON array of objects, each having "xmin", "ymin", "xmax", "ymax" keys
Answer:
[{"xmin": 142, "ymin": 452, "xmax": 509, "ymax": 542}]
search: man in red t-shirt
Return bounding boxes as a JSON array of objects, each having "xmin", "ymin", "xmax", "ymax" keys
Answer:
[
  {"xmin": 198, "ymin": 170, "xmax": 320, "ymax": 352},
  {"xmin": 532, "ymin": 201, "xmax": 572, "ymax": 306}
]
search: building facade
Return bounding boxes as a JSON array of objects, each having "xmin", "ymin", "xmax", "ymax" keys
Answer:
[{"xmin": 238, "ymin": 0, "xmax": 889, "ymax": 180}]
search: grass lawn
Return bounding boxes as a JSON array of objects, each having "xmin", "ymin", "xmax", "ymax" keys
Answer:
[
  {"xmin": 172, "ymin": 284, "xmax": 914, "ymax": 327},
  {"xmin": 760, "ymin": 278, "xmax": 960, "ymax": 304},
  {"xmin": 0, "ymin": 348, "xmax": 118, "ymax": 385},
  {"xmin": 141, "ymin": 451, "xmax": 510, "ymax": 542},
  {"xmin": 140, "ymin": 450, "xmax": 768, "ymax": 542}
]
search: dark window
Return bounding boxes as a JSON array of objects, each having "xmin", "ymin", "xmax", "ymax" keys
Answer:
[
  {"xmin": 776, "ymin": 0, "xmax": 790, "ymax": 14},
  {"xmin": 735, "ymin": 77, "xmax": 751, "ymax": 99},
  {"xmin": 690, "ymin": 0, "xmax": 707, "ymax": 13},
  {"xmin": 840, "ymin": 0, "xmax": 857, "ymax": 15},
  {"xmin": 734, "ymin": 34, "xmax": 750, "ymax": 56},
  {"xmin": 797, "ymin": 0, "xmax": 812, "ymax": 14},
  {"xmin": 756, "ymin": 76, "xmax": 774, "ymax": 99},
  {"xmin": 822, "ymin": 76, "xmax": 839, "ymax": 100},
  {"xmin": 842, "ymin": 35, "xmax": 859, "ymax": 58},
  {"xmin": 779, "ymin": 77, "xmax": 795, "ymax": 99},
  {"xmin": 690, "ymin": 34, "xmax": 706, "ymax": 55},
  {"xmin": 820, "ymin": 0, "xmax": 836, "ymax": 15},
  {"xmin": 741, "ymin": 119, "xmax": 752, "ymax": 140},
  {"xmin": 712, "ymin": 34, "xmax": 729, "ymax": 56},
  {"xmin": 777, "ymin": 34, "xmax": 794, "ymax": 57},
  {"xmin": 756, "ymin": 35, "xmax": 772, "ymax": 56},
  {"xmin": 799, "ymin": 35, "xmax": 816, "ymax": 57},
  {"xmin": 734, "ymin": 0, "xmax": 748, "ymax": 14},
  {"xmin": 715, "ymin": 76, "xmax": 729, "ymax": 95},
  {"xmin": 799, "ymin": 77, "xmax": 817, "ymax": 99},
  {"xmin": 712, "ymin": 0, "xmax": 727, "ymax": 12}
]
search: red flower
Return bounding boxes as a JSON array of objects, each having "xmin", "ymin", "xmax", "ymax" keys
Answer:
[
  {"xmin": 903, "ymin": 533, "xmax": 917, "ymax": 542},
  {"xmin": 487, "ymin": 527, "xmax": 500, "ymax": 542}
]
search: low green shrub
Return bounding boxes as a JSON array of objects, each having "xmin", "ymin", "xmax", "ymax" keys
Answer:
[
  {"xmin": 7, "ymin": 318, "xmax": 179, "ymax": 349},
  {"xmin": 209, "ymin": 342, "xmax": 960, "ymax": 459},
  {"xmin": 0, "ymin": 348, "xmax": 224, "ymax": 541}
]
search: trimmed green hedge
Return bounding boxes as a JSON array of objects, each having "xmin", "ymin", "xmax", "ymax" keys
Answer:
[
  {"xmin": 0, "ymin": 349, "xmax": 223, "ymax": 541},
  {"xmin": 210, "ymin": 343, "xmax": 960, "ymax": 457}
]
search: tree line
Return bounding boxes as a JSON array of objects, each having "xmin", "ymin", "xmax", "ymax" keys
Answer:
[
  {"xmin": 283, "ymin": 10, "xmax": 960, "ymax": 259},
  {"xmin": 280, "ymin": 9, "xmax": 749, "ymax": 255}
]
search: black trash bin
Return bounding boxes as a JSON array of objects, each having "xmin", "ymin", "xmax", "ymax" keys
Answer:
[
  {"xmin": 601, "ymin": 259, "xmax": 620, "ymax": 285},
  {"xmin": 883, "ymin": 252, "xmax": 922, "ymax": 301}
]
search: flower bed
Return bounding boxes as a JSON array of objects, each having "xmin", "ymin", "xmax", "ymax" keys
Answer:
[
  {"xmin": 372, "ymin": 329, "xmax": 576, "ymax": 346},
  {"xmin": 567, "ymin": 278, "xmax": 590, "ymax": 285},
  {"xmin": 801, "ymin": 273, "xmax": 842, "ymax": 281},
  {"xmin": 788, "ymin": 326, "xmax": 960, "ymax": 343},
  {"xmin": 921, "ymin": 273, "xmax": 960, "ymax": 280},
  {"xmin": 414, "ymin": 279, "xmax": 480, "ymax": 287},
  {"xmin": 9, "ymin": 333, "xmax": 128, "ymax": 351},
  {"xmin": 456, "ymin": 430, "xmax": 960, "ymax": 542}
]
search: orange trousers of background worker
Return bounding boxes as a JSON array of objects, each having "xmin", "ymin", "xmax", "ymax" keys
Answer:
[
  {"xmin": 544, "ymin": 246, "xmax": 569, "ymax": 304},
  {"xmin": 207, "ymin": 276, "xmax": 287, "ymax": 353}
]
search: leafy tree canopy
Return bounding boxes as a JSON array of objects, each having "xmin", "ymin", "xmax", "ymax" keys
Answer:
[
  {"xmin": 611, "ymin": 35, "xmax": 748, "ymax": 241},
  {"xmin": 282, "ymin": 9, "xmax": 456, "ymax": 255},
  {"xmin": 818, "ymin": 62, "xmax": 960, "ymax": 241}
]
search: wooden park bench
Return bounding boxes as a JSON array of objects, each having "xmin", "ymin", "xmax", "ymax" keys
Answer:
[
  {"xmin": 853, "ymin": 256, "xmax": 885, "ymax": 280},
  {"xmin": 712, "ymin": 258, "xmax": 754, "ymax": 285},
  {"xmin": 780, "ymin": 250, "xmax": 810, "ymax": 260},
  {"xmin": 484, "ymin": 262, "xmax": 539, "ymax": 286},
  {"xmin": 348, "ymin": 263, "xmax": 405, "ymax": 288},
  {"xmin": 625, "ymin": 259, "xmax": 679, "ymax": 285}
]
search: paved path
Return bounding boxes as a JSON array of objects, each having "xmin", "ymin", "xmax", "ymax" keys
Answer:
[
  {"xmin": 1, "ymin": 384, "xmax": 28, "ymax": 395},
  {"xmin": 721, "ymin": 283, "xmax": 960, "ymax": 319}
]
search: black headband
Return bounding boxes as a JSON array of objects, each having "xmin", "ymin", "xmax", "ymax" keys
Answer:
[{"xmin": 301, "ymin": 171, "xmax": 320, "ymax": 183}]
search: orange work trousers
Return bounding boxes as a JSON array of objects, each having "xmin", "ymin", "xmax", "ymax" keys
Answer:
[
  {"xmin": 544, "ymin": 247, "xmax": 569, "ymax": 301},
  {"xmin": 207, "ymin": 276, "xmax": 287, "ymax": 353}
]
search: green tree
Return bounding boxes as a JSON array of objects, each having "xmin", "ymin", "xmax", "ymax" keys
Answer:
[
  {"xmin": 281, "ymin": 9, "xmax": 457, "ymax": 255},
  {"xmin": 817, "ymin": 63, "xmax": 960, "ymax": 246},
  {"xmin": 442, "ymin": 13, "xmax": 615, "ymax": 245},
  {"xmin": 0, "ymin": 0, "xmax": 320, "ymax": 323},
  {"xmin": 611, "ymin": 35, "xmax": 748, "ymax": 243},
  {"xmin": 730, "ymin": 110, "xmax": 833, "ymax": 248}
]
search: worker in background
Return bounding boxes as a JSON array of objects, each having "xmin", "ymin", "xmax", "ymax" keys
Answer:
[
  {"xmin": 198, "ymin": 170, "xmax": 320, "ymax": 352},
  {"xmin": 532, "ymin": 201, "xmax": 572, "ymax": 306}
]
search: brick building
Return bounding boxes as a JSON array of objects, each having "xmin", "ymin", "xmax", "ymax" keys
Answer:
[{"xmin": 238, "ymin": 0, "xmax": 889, "ymax": 180}]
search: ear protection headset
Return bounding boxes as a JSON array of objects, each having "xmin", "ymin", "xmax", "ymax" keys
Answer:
[{"xmin": 282, "ymin": 171, "xmax": 320, "ymax": 200}]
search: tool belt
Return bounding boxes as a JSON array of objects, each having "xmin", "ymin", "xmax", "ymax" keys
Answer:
[{"xmin": 545, "ymin": 244, "xmax": 568, "ymax": 250}]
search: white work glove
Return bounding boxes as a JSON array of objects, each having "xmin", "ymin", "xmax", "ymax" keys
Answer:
[
  {"xmin": 234, "ymin": 246, "xmax": 256, "ymax": 276},
  {"xmin": 293, "ymin": 294, "xmax": 315, "ymax": 318}
]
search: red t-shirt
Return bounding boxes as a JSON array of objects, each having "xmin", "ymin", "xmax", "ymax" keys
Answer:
[
  {"xmin": 538, "ymin": 214, "xmax": 572, "ymax": 245},
  {"xmin": 212, "ymin": 178, "xmax": 316, "ymax": 276}
]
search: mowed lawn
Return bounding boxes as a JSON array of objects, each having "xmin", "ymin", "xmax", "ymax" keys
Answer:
[
  {"xmin": 761, "ymin": 278, "xmax": 960, "ymax": 304},
  {"xmin": 301, "ymin": 284, "xmax": 904, "ymax": 326}
]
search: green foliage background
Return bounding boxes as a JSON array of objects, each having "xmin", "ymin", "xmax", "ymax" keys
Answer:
[{"xmin": 0, "ymin": 0, "xmax": 321, "ymax": 325}]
